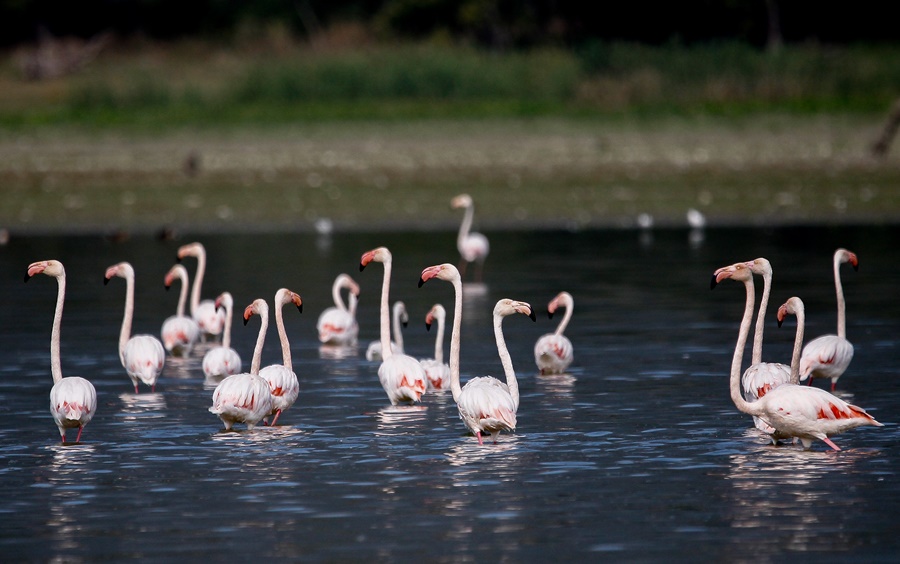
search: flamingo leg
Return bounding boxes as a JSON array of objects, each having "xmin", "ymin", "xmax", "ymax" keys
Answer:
[
  {"xmin": 474, "ymin": 261, "xmax": 484, "ymax": 283},
  {"xmin": 59, "ymin": 432, "xmax": 66, "ymax": 444},
  {"xmin": 831, "ymin": 381, "xmax": 837, "ymax": 392},
  {"xmin": 269, "ymin": 410, "xmax": 282, "ymax": 427},
  {"xmin": 822, "ymin": 437, "xmax": 842, "ymax": 451},
  {"xmin": 75, "ymin": 426, "xmax": 84, "ymax": 443},
  {"xmin": 458, "ymin": 260, "xmax": 468, "ymax": 279},
  {"xmin": 475, "ymin": 431, "xmax": 483, "ymax": 445},
  {"xmin": 807, "ymin": 378, "xmax": 813, "ymax": 387},
  {"xmin": 134, "ymin": 383, "xmax": 140, "ymax": 393},
  {"xmin": 151, "ymin": 384, "xmax": 156, "ymax": 393}
]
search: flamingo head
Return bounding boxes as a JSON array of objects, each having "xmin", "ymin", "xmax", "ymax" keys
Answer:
[
  {"xmin": 176, "ymin": 241, "xmax": 204, "ymax": 263},
  {"xmin": 103, "ymin": 262, "xmax": 133, "ymax": 285},
  {"xmin": 425, "ymin": 303, "xmax": 445, "ymax": 331},
  {"xmin": 777, "ymin": 296, "xmax": 804, "ymax": 328},
  {"xmin": 164, "ymin": 264, "xmax": 186, "ymax": 290},
  {"xmin": 278, "ymin": 288, "xmax": 303, "ymax": 313},
  {"xmin": 547, "ymin": 291, "xmax": 572, "ymax": 319},
  {"xmin": 243, "ymin": 299, "xmax": 268, "ymax": 326},
  {"xmin": 25, "ymin": 259, "xmax": 64, "ymax": 282},
  {"xmin": 494, "ymin": 298, "xmax": 536, "ymax": 321},
  {"xmin": 418, "ymin": 263, "xmax": 460, "ymax": 287},
  {"xmin": 395, "ymin": 301, "xmax": 408, "ymax": 327},
  {"xmin": 745, "ymin": 257, "xmax": 772, "ymax": 278},
  {"xmin": 711, "ymin": 261, "xmax": 752, "ymax": 289},
  {"xmin": 837, "ymin": 248, "xmax": 859, "ymax": 271},
  {"xmin": 360, "ymin": 247, "xmax": 390, "ymax": 272},
  {"xmin": 451, "ymin": 193, "xmax": 473, "ymax": 209},
  {"xmin": 215, "ymin": 292, "xmax": 233, "ymax": 312}
]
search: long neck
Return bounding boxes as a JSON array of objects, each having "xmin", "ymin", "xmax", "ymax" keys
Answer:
[
  {"xmin": 433, "ymin": 314, "xmax": 445, "ymax": 363},
  {"xmin": 494, "ymin": 313, "xmax": 519, "ymax": 411},
  {"xmin": 379, "ymin": 259, "xmax": 393, "ymax": 360},
  {"xmin": 190, "ymin": 249, "xmax": 206, "ymax": 316},
  {"xmin": 457, "ymin": 204, "xmax": 474, "ymax": 250},
  {"xmin": 49, "ymin": 272, "xmax": 66, "ymax": 384},
  {"xmin": 333, "ymin": 278, "xmax": 348, "ymax": 312},
  {"xmin": 730, "ymin": 277, "xmax": 760, "ymax": 416},
  {"xmin": 221, "ymin": 300, "xmax": 232, "ymax": 349},
  {"xmin": 834, "ymin": 255, "xmax": 847, "ymax": 338},
  {"xmin": 118, "ymin": 271, "xmax": 135, "ymax": 362},
  {"xmin": 348, "ymin": 293, "xmax": 358, "ymax": 318},
  {"xmin": 250, "ymin": 308, "xmax": 269, "ymax": 375},
  {"xmin": 448, "ymin": 277, "xmax": 463, "ymax": 402},
  {"xmin": 789, "ymin": 307, "xmax": 805, "ymax": 384},
  {"xmin": 751, "ymin": 270, "xmax": 771, "ymax": 365},
  {"xmin": 176, "ymin": 270, "xmax": 189, "ymax": 317},
  {"xmin": 554, "ymin": 297, "xmax": 574, "ymax": 337},
  {"xmin": 391, "ymin": 304, "xmax": 404, "ymax": 349},
  {"xmin": 275, "ymin": 299, "xmax": 292, "ymax": 371}
]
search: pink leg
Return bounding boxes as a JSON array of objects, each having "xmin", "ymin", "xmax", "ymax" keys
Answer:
[
  {"xmin": 60, "ymin": 432, "xmax": 66, "ymax": 444},
  {"xmin": 134, "ymin": 384, "xmax": 140, "ymax": 393},
  {"xmin": 269, "ymin": 410, "xmax": 282, "ymax": 427},
  {"xmin": 151, "ymin": 384, "xmax": 156, "ymax": 393},
  {"xmin": 822, "ymin": 437, "xmax": 841, "ymax": 451},
  {"xmin": 831, "ymin": 381, "xmax": 837, "ymax": 392},
  {"xmin": 807, "ymin": 378, "xmax": 813, "ymax": 387},
  {"xmin": 75, "ymin": 426, "xmax": 84, "ymax": 443},
  {"xmin": 475, "ymin": 431, "xmax": 483, "ymax": 445}
]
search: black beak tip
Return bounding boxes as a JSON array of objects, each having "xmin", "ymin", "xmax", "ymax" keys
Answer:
[
  {"xmin": 175, "ymin": 255, "xmax": 182, "ymax": 263},
  {"xmin": 297, "ymin": 304, "xmax": 303, "ymax": 314},
  {"xmin": 529, "ymin": 311, "xmax": 537, "ymax": 322},
  {"xmin": 359, "ymin": 263, "xmax": 366, "ymax": 272},
  {"xmin": 402, "ymin": 321, "xmax": 408, "ymax": 328},
  {"xmin": 547, "ymin": 310, "xmax": 554, "ymax": 319},
  {"xmin": 243, "ymin": 318, "xmax": 249, "ymax": 326},
  {"xmin": 23, "ymin": 273, "xmax": 30, "ymax": 283},
  {"xmin": 425, "ymin": 322, "xmax": 432, "ymax": 332},
  {"xmin": 103, "ymin": 277, "xmax": 110, "ymax": 286},
  {"xmin": 710, "ymin": 275, "xmax": 718, "ymax": 290},
  {"xmin": 418, "ymin": 278, "xmax": 425, "ymax": 288}
]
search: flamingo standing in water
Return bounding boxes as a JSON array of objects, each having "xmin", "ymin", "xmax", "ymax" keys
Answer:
[
  {"xmin": 202, "ymin": 292, "xmax": 242, "ymax": 381},
  {"xmin": 25, "ymin": 260, "xmax": 98, "ymax": 443},
  {"xmin": 104, "ymin": 262, "xmax": 166, "ymax": 393},
  {"xmin": 176, "ymin": 242, "xmax": 226, "ymax": 341},
  {"xmin": 317, "ymin": 273, "xmax": 360, "ymax": 346},
  {"xmin": 451, "ymin": 193, "xmax": 489, "ymax": 281},
  {"xmin": 419, "ymin": 263, "xmax": 536, "ymax": 444},
  {"xmin": 534, "ymin": 291, "xmax": 575, "ymax": 375},
  {"xmin": 209, "ymin": 299, "xmax": 274, "ymax": 430},
  {"xmin": 360, "ymin": 247, "xmax": 427, "ymax": 405},
  {"xmin": 800, "ymin": 248, "xmax": 858, "ymax": 391},
  {"xmin": 256, "ymin": 289, "xmax": 303, "ymax": 426},
  {"xmin": 420, "ymin": 304, "xmax": 451, "ymax": 390},
  {"xmin": 161, "ymin": 264, "xmax": 200, "ymax": 357},
  {"xmin": 365, "ymin": 301, "xmax": 408, "ymax": 361},
  {"xmin": 714, "ymin": 262, "xmax": 880, "ymax": 451}
]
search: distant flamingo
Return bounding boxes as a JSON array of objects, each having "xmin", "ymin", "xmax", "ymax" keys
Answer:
[
  {"xmin": 161, "ymin": 264, "xmax": 200, "ymax": 357},
  {"xmin": 176, "ymin": 242, "xmax": 226, "ymax": 341},
  {"xmin": 25, "ymin": 260, "xmax": 98, "ymax": 443},
  {"xmin": 451, "ymin": 193, "xmax": 489, "ymax": 281},
  {"xmin": 360, "ymin": 247, "xmax": 427, "ymax": 405},
  {"xmin": 209, "ymin": 299, "xmax": 274, "ymax": 430},
  {"xmin": 419, "ymin": 263, "xmax": 536, "ymax": 444},
  {"xmin": 256, "ymin": 289, "xmax": 303, "ymax": 426},
  {"xmin": 420, "ymin": 304, "xmax": 451, "ymax": 390},
  {"xmin": 365, "ymin": 301, "xmax": 408, "ymax": 361},
  {"xmin": 800, "ymin": 248, "xmax": 858, "ymax": 391},
  {"xmin": 317, "ymin": 273, "xmax": 360, "ymax": 346},
  {"xmin": 202, "ymin": 292, "xmax": 242, "ymax": 381},
  {"xmin": 534, "ymin": 291, "xmax": 575, "ymax": 375},
  {"xmin": 105, "ymin": 262, "xmax": 166, "ymax": 393},
  {"xmin": 714, "ymin": 262, "xmax": 880, "ymax": 451}
]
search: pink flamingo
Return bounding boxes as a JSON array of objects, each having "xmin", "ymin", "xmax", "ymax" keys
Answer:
[
  {"xmin": 176, "ymin": 242, "xmax": 226, "ymax": 341},
  {"xmin": 714, "ymin": 262, "xmax": 880, "ymax": 451},
  {"xmin": 419, "ymin": 263, "xmax": 536, "ymax": 445},
  {"xmin": 365, "ymin": 301, "xmax": 408, "ymax": 361},
  {"xmin": 317, "ymin": 273, "xmax": 360, "ymax": 346},
  {"xmin": 25, "ymin": 260, "xmax": 98, "ymax": 443},
  {"xmin": 257, "ymin": 289, "xmax": 303, "ymax": 426},
  {"xmin": 420, "ymin": 304, "xmax": 451, "ymax": 390},
  {"xmin": 451, "ymin": 193, "xmax": 490, "ymax": 281},
  {"xmin": 360, "ymin": 247, "xmax": 427, "ymax": 405},
  {"xmin": 800, "ymin": 248, "xmax": 858, "ymax": 391},
  {"xmin": 534, "ymin": 291, "xmax": 575, "ymax": 375},
  {"xmin": 105, "ymin": 262, "xmax": 166, "ymax": 393},
  {"xmin": 161, "ymin": 264, "xmax": 200, "ymax": 357},
  {"xmin": 209, "ymin": 299, "xmax": 274, "ymax": 430},
  {"xmin": 202, "ymin": 292, "xmax": 242, "ymax": 381}
]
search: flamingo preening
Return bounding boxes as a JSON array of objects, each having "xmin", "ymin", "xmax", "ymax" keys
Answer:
[
  {"xmin": 534, "ymin": 291, "xmax": 574, "ymax": 375},
  {"xmin": 451, "ymin": 194, "xmax": 489, "ymax": 282},
  {"xmin": 176, "ymin": 242, "xmax": 226, "ymax": 341},
  {"xmin": 257, "ymin": 289, "xmax": 303, "ymax": 426},
  {"xmin": 161, "ymin": 264, "xmax": 200, "ymax": 357},
  {"xmin": 317, "ymin": 273, "xmax": 360, "ymax": 346},
  {"xmin": 202, "ymin": 292, "xmax": 242, "ymax": 381}
]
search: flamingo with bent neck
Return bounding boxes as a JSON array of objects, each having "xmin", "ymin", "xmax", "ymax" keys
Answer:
[
  {"xmin": 104, "ymin": 262, "xmax": 166, "ymax": 393},
  {"xmin": 451, "ymin": 193, "xmax": 490, "ymax": 282},
  {"xmin": 800, "ymin": 248, "xmax": 858, "ymax": 391},
  {"xmin": 25, "ymin": 260, "xmax": 98, "ymax": 443},
  {"xmin": 317, "ymin": 273, "xmax": 360, "ymax": 346},
  {"xmin": 176, "ymin": 242, "xmax": 226, "ymax": 341},
  {"xmin": 360, "ymin": 247, "xmax": 427, "ymax": 405},
  {"xmin": 534, "ymin": 291, "xmax": 575, "ymax": 375},
  {"xmin": 419, "ymin": 263, "xmax": 536, "ymax": 445},
  {"xmin": 365, "ymin": 301, "xmax": 408, "ymax": 361},
  {"xmin": 714, "ymin": 262, "xmax": 881, "ymax": 451},
  {"xmin": 161, "ymin": 264, "xmax": 200, "ymax": 357},
  {"xmin": 256, "ymin": 288, "xmax": 303, "ymax": 426},
  {"xmin": 420, "ymin": 304, "xmax": 451, "ymax": 390},
  {"xmin": 202, "ymin": 292, "xmax": 242, "ymax": 381}
]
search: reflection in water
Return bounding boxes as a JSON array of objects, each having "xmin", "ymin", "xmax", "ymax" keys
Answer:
[
  {"xmin": 374, "ymin": 405, "xmax": 428, "ymax": 436},
  {"xmin": 119, "ymin": 392, "xmax": 167, "ymax": 419},
  {"xmin": 45, "ymin": 444, "xmax": 97, "ymax": 556},
  {"xmin": 318, "ymin": 345, "xmax": 358, "ymax": 360},
  {"xmin": 164, "ymin": 356, "xmax": 198, "ymax": 380}
]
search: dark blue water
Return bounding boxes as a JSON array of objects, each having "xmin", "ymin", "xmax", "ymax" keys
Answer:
[{"xmin": 0, "ymin": 226, "xmax": 897, "ymax": 561}]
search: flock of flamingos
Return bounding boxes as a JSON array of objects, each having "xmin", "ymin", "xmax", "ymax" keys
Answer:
[{"xmin": 24, "ymin": 193, "xmax": 882, "ymax": 450}]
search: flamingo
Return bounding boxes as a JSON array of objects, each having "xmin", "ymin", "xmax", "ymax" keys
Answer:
[
  {"xmin": 209, "ymin": 299, "xmax": 274, "ymax": 430},
  {"xmin": 714, "ymin": 262, "xmax": 881, "ymax": 451},
  {"xmin": 25, "ymin": 260, "xmax": 98, "ymax": 444},
  {"xmin": 317, "ymin": 273, "xmax": 360, "ymax": 346},
  {"xmin": 419, "ymin": 263, "xmax": 536, "ymax": 444},
  {"xmin": 365, "ymin": 301, "xmax": 408, "ymax": 361},
  {"xmin": 534, "ymin": 291, "xmax": 575, "ymax": 375},
  {"xmin": 451, "ymin": 193, "xmax": 490, "ymax": 281},
  {"xmin": 176, "ymin": 242, "xmax": 226, "ymax": 341},
  {"xmin": 161, "ymin": 264, "xmax": 200, "ymax": 357},
  {"xmin": 420, "ymin": 304, "xmax": 451, "ymax": 390},
  {"xmin": 256, "ymin": 288, "xmax": 303, "ymax": 426},
  {"xmin": 360, "ymin": 247, "xmax": 427, "ymax": 405},
  {"xmin": 104, "ymin": 262, "xmax": 166, "ymax": 393},
  {"xmin": 202, "ymin": 292, "xmax": 242, "ymax": 381},
  {"xmin": 799, "ymin": 248, "xmax": 858, "ymax": 391}
]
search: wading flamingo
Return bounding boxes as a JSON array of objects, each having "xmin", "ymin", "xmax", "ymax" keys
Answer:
[
  {"xmin": 800, "ymin": 248, "xmax": 858, "ymax": 391},
  {"xmin": 419, "ymin": 263, "xmax": 536, "ymax": 444},
  {"xmin": 360, "ymin": 247, "xmax": 427, "ymax": 405},
  {"xmin": 176, "ymin": 242, "xmax": 226, "ymax": 341},
  {"xmin": 161, "ymin": 264, "xmax": 200, "ymax": 357},
  {"xmin": 534, "ymin": 291, "xmax": 575, "ymax": 375},
  {"xmin": 209, "ymin": 299, "xmax": 274, "ymax": 430},
  {"xmin": 420, "ymin": 304, "xmax": 451, "ymax": 390},
  {"xmin": 104, "ymin": 262, "xmax": 166, "ymax": 393},
  {"xmin": 714, "ymin": 262, "xmax": 880, "ymax": 451},
  {"xmin": 451, "ymin": 193, "xmax": 489, "ymax": 281},
  {"xmin": 202, "ymin": 292, "xmax": 242, "ymax": 381},
  {"xmin": 256, "ymin": 289, "xmax": 303, "ymax": 426},
  {"xmin": 317, "ymin": 273, "xmax": 360, "ymax": 346},
  {"xmin": 365, "ymin": 301, "xmax": 408, "ymax": 361},
  {"xmin": 25, "ymin": 260, "xmax": 98, "ymax": 443}
]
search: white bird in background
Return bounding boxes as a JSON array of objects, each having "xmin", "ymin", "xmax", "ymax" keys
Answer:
[
  {"xmin": 176, "ymin": 241, "xmax": 226, "ymax": 341},
  {"xmin": 202, "ymin": 292, "xmax": 242, "ymax": 382},
  {"xmin": 451, "ymin": 193, "xmax": 490, "ymax": 282},
  {"xmin": 420, "ymin": 304, "xmax": 451, "ymax": 390},
  {"xmin": 161, "ymin": 264, "xmax": 200, "ymax": 357},
  {"xmin": 419, "ymin": 263, "xmax": 536, "ymax": 445},
  {"xmin": 714, "ymin": 262, "xmax": 880, "ymax": 451},
  {"xmin": 317, "ymin": 273, "xmax": 360, "ymax": 346},
  {"xmin": 365, "ymin": 300, "xmax": 408, "ymax": 361},
  {"xmin": 209, "ymin": 299, "xmax": 274, "ymax": 431},
  {"xmin": 360, "ymin": 247, "xmax": 427, "ymax": 405},
  {"xmin": 257, "ymin": 288, "xmax": 303, "ymax": 426},
  {"xmin": 534, "ymin": 291, "xmax": 575, "ymax": 375},
  {"xmin": 25, "ymin": 260, "xmax": 98, "ymax": 444},
  {"xmin": 800, "ymin": 248, "xmax": 858, "ymax": 391},
  {"xmin": 105, "ymin": 262, "xmax": 166, "ymax": 393}
]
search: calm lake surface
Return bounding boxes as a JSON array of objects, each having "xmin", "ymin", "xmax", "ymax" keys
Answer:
[{"xmin": 0, "ymin": 226, "xmax": 897, "ymax": 561}]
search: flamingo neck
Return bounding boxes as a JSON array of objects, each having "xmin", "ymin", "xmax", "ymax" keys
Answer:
[
  {"xmin": 379, "ymin": 259, "xmax": 393, "ymax": 360},
  {"xmin": 189, "ymin": 248, "xmax": 206, "ymax": 317},
  {"xmin": 457, "ymin": 204, "xmax": 474, "ymax": 252},
  {"xmin": 391, "ymin": 303, "xmax": 404, "ymax": 350},
  {"xmin": 333, "ymin": 277, "xmax": 348, "ymax": 313},
  {"xmin": 175, "ymin": 270, "xmax": 189, "ymax": 318},
  {"xmin": 221, "ymin": 300, "xmax": 232, "ymax": 349},
  {"xmin": 433, "ymin": 314, "xmax": 445, "ymax": 364},
  {"xmin": 789, "ymin": 306, "xmax": 805, "ymax": 385},
  {"xmin": 118, "ymin": 270, "xmax": 136, "ymax": 363},
  {"xmin": 250, "ymin": 307, "xmax": 269, "ymax": 375},
  {"xmin": 274, "ymin": 298, "xmax": 292, "ymax": 371},
  {"xmin": 751, "ymin": 269, "xmax": 771, "ymax": 365},
  {"xmin": 554, "ymin": 295, "xmax": 574, "ymax": 337},
  {"xmin": 730, "ymin": 276, "xmax": 759, "ymax": 416},
  {"xmin": 448, "ymin": 275, "xmax": 463, "ymax": 402},
  {"xmin": 494, "ymin": 311, "xmax": 520, "ymax": 411},
  {"xmin": 834, "ymin": 254, "xmax": 847, "ymax": 339},
  {"xmin": 348, "ymin": 293, "xmax": 358, "ymax": 318},
  {"xmin": 50, "ymin": 272, "xmax": 66, "ymax": 385}
]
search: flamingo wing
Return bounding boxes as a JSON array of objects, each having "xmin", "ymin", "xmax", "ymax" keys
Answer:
[
  {"xmin": 534, "ymin": 333, "xmax": 574, "ymax": 374},
  {"xmin": 202, "ymin": 346, "xmax": 242, "ymax": 379},
  {"xmin": 799, "ymin": 335, "xmax": 854, "ymax": 382},
  {"xmin": 458, "ymin": 376, "xmax": 517, "ymax": 435},
  {"xmin": 50, "ymin": 377, "xmax": 97, "ymax": 433},
  {"xmin": 741, "ymin": 362, "xmax": 792, "ymax": 401},
  {"xmin": 317, "ymin": 308, "xmax": 358, "ymax": 345},
  {"xmin": 124, "ymin": 335, "xmax": 166, "ymax": 388},
  {"xmin": 259, "ymin": 364, "xmax": 300, "ymax": 414},
  {"xmin": 210, "ymin": 373, "xmax": 274, "ymax": 429},
  {"xmin": 378, "ymin": 354, "xmax": 427, "ymax": 405}
]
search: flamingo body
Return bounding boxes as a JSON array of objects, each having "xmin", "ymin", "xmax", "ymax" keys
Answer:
[
  {"xmin": 800, "ymin": 335, "xmax": 854, "ymax": 391},
  {"xmin": 421, "ymin": 359, "xmax": 451, "ymax": 391},
  {"xmin": 161, "ymin": 264, "xmax": 200, "ymax": 357},
  {"xmin": 209, "ymin": 373, "xmax": 273, "ymax": 430},
  {"xmin": 741, "ymin": 362, "xmax": 793, "ymax": 436},
  {"xmin": 457, "ymin": 376, "xmax": 518, "ymax": 443},
  {"xmin": 534, "ymin": 291, "xmax": 575, "ymax": 374},
  {"xmin": 317, "ymin": 274, "xmax": 360, "ymax": 345},
  {"xmin": 202, "ymin": 292, "xmax": 242, "ymax": 381}
]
